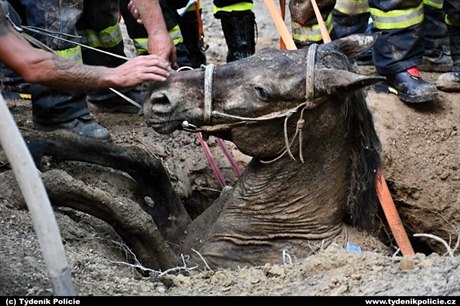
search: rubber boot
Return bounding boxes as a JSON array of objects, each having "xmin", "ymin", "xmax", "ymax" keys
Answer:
[
  {"xmin": 178, "ymin": 10, "xmax": 207, "ymax": 68},
  {"xmin": 218, "ymin": 10, "xmax": 256, "ymax": 63},
  {"xmin": 373, "ymin": 67, "xmax": 438, "ymax": 103}
]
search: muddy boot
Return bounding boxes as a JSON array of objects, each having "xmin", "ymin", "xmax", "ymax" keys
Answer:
[
  {"xmin": 436, "ymin": 25, "xmax": 460, "ymax": 92},
  {"xmin": 373, "ymin": 67, "xmax": 438, "ymax": 104},
  {"xmin": 178, "ymin": 10, "xmax": 207, "ymax": 68},
  {"xmin": 420, "ymin": 4, "xmax": 452, "ymax": 73},
  {"xmin": 419, "ymin": 46, "xmax": 453, "ymax": 73},
  {"xmin": 219, "ymin": 10, "xmax": 256, "ymax": 63},
  {"xmin": 436, "ymin": 69, "xmax": 460, "ymax": 92}
]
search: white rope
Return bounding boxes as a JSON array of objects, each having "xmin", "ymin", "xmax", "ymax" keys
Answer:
[
  {"xmin": 22, "ymin": 26, "xmax": 130, "ymax": 61},
  {"xmin": 19, "ymin": 25, "xmax": 142, "ymax": 109},
  {"xmin": 184, "ymin": 45, "xmax": 321, "ymax": 165},
  {"xmin": 261, "ymin": 44, "xmax": 317, "ymax": 164}
]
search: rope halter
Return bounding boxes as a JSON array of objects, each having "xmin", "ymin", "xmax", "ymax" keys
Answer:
[{"xmin": 190, "ymin": 44, "xmax": 325, "ymax": 164}]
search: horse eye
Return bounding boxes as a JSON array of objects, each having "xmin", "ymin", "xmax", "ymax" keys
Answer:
[{"xmin": 254, "ymin": 86, "xmax": 271, "ymax": 101}]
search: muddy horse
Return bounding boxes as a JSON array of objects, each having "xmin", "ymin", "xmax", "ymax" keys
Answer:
[{"xmin": 144, "ymin": 34, "xmax": 388, "ymax": 268}]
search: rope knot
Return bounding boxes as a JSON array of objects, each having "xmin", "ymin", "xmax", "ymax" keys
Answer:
[{"xmin": 296, "ymin": 118, "xmax": 305, "ymax": 129}]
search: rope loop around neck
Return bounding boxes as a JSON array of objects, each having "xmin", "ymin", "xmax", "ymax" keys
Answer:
[
  {"xmin": 305, "ymin": 43, "xmax": 317, "ymax": 102},
  {"xmin": 204, "ymin": 64, "xmax": 215, "ymax": 125}
]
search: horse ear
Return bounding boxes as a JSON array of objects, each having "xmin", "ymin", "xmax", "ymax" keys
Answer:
[
  {"xmin": 319, "ymin": 33, "xmax": 380, "ymax": 59},
  {"xmin": 314, "ymin": 68, "xmax": 385, "ymax": 94}
]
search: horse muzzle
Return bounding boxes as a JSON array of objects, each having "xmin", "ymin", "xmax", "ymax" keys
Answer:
[{"xmin": 144, "ymin": 92, "xmax": 183, "ymax": 134}]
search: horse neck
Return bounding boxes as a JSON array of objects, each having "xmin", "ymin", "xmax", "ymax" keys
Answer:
[
  {"xmin": 247, "ymin": 141, "xmax": 348, "ymax": 202},
  {"xmin": 229, "ymin": 115, "xmax": 351, "ymax": 232}
]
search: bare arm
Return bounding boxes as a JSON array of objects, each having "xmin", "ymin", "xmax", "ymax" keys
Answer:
[
  {"xmin": 0, "ymin": 9, "xmax": 169, "ymax": 90},
  {"xmin": 130, "ymin": 0, "xmax": 176, "ymax": 65}
]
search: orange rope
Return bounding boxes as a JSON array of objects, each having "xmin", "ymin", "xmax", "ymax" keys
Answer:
[{"xmin": 263, "ymin": 0, "xmax": 415, "ymax": 257}]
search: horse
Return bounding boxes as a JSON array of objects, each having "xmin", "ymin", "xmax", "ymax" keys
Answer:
[{"xmin": 144, "ymin": 34, "xmax": 387, "ymax": 269}]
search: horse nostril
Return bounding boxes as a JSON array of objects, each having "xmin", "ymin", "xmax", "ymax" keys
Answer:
[{"xmin": 149, "ymin": 93, "xmax": 171, "ymax": 106}]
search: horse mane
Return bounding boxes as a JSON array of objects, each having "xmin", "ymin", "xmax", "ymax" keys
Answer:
[
  {"xmin": 341, "ymin": 87, "xmax": 382, "ymax": 229},
  {"xmin": 314, "ymin": 48, "xmax": 381, "ymax": 229}
]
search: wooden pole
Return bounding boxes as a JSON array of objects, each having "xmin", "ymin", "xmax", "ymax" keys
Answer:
[
  {"xmin": 0, "ymin": 94, "xmax": 77, "ymax": 295},
  {"xmin": 263, "ymin": 0, "xmax": 415, "ymax": 257},
  {"xmin": 263, "ymin": 0, "xmax": 297, "ymax": 50},
  {"xmin": 377, "ymin": 170, "xmax": 415, "ymax": 256},
  {"xmin": 310, "ymin": 0, "xmax": 331, "ymax": 43},
  {"xmin": 279, "ymin": 0, "xmax": 287, "ymax": 50}
]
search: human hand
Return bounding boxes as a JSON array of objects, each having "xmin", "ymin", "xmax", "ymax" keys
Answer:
[
  {"xmin": 127, "ymin": 0, "xmax": 177, "ymax": 67},
  {"xmin": 147, "ymin": 30, "xmax": 178, "ymax": 69},
  {"xmin": 111, "ymin": 54, "xmax": 170, "ymax": 87}
]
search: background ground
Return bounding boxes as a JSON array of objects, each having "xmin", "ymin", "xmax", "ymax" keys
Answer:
[{"xmin": 0, "ymin": 1, "xmax": 459, "ymax": 296}]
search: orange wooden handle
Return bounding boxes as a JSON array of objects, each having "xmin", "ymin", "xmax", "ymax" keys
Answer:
[
  {"xmin": 263, "ymin": 0, "xmax": 297, "ymax": 50},
  {"xmin": 310, "ymin": 0, "xmax": 331, "ymax": 43},
  {"xmin": 279, "ymin": 0, "xmax": 287, "ymax": 50},
  {"xmin": 377, "ymin": 170, "xmax": 415, "ymax": 257}
]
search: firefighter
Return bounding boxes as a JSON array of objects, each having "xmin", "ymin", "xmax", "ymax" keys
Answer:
[
  {"xmin": 331, "ymin": 0, "xmax": 452, "ymax": 71},
  {"xmin": 0, "ymin": 0, "xmax": 172, "ymax": 139},
  {"xmin": 127, "ymin": 0, "xmax": 256, "ymax": 64},
  {"xmin": 0, "ymin": 0, "xmax": 170, "ymax": 139}
]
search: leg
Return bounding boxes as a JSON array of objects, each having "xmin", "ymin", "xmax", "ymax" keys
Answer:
[
  {"xmin": 0, "ymin": 0, "xmax": 29, "ymax": 100},
  {"xmin": 177, "ymin": 0, "xmax": 207, "ymax": 68},
  {"xmin": 436, "ymin": 0, "xmax": 460, "ymax": 91},
  {"xmin": 332, "ymin": 0, "xmax": 371, "ymax": 64},
  {"xmin": 419, "ymin": 0, "xmax": 452, "ymax": 72},
  {"xmin": 79, "ymin": 0, "xmax": 143, "ymax": 113},
  {"xmin": 213, "ymin": 0, "xmax": 256, "ymax": 62},
  {"xmin": 19, "ymin": 0, "xmax": 110, "ymax": 139},
  {"xmin": 370, "ymin": 0, "xmax": 438, "ymax": 103}
]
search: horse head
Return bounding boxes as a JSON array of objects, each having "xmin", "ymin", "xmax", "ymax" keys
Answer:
[{"xmin": 145, "ymin": 34, "xmax": 383, "ymax": 161}]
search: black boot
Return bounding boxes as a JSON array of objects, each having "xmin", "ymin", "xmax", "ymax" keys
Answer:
[
  {"xmin": 420, "ymin": 5, "xmax": 452, "ymax": 72},
  {"xmin": 419, "ymin": 46, "xmax": 452, "ymax": 73},
  {"xmin": 218, "ymin": 10, "xmax": 256, "ymax": 63},
  {"xmin": 373, "ymin": 67, "xmax": 438, "ymax": 103},
  {"xmin": 178, "ymin": 10, "xmax": 207, "ymax": 68}
]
